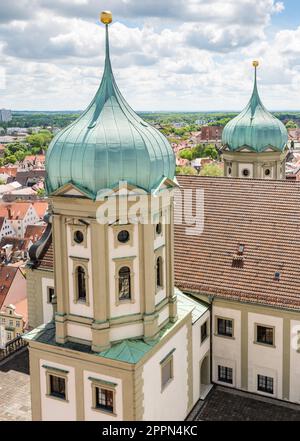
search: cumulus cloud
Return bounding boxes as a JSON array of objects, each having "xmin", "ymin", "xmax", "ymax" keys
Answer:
[{"xmin": 0, "ymin": 0, "xmax": 298, "ymax": 111}]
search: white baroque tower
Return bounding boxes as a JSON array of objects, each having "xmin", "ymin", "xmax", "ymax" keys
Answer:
[{"xmin": 25, "ymin": 12, "xmax": 208, "ymax": 421}]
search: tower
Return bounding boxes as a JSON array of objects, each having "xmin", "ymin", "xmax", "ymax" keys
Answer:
[
  {"xmin": 25, "ymin": 12, "xmax": 204, "ymax": 421},
  {"xmin": 222, "ymin": 61, "xmax": 288, "ymax": 180}
]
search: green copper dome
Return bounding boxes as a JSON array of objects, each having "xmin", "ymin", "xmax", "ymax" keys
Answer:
[
  {"xmin": 222, "ymin": 63, "xmax": 288, "ymax": 152},
  {"xmin": 46, "ymin": 24, "xmax": 175, "ymax": 197}
]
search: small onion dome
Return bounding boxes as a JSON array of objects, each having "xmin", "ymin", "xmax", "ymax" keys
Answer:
[
  {"xmin": 46, "ymin": 13, "xmax": 175, "ymax": 197},
  {"xmin": 222, "ymin": 61, "xmax": 288, "ymax": 153}
]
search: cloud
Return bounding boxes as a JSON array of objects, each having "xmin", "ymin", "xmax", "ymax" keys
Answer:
[{"xmin": 0, "ymin": 0, "xmax": 298, "ymax": 112}]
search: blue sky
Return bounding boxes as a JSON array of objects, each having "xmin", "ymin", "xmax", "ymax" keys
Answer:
[{"xmin": 0, "ymin": 0, "xmax": 300, "ymax": 111}]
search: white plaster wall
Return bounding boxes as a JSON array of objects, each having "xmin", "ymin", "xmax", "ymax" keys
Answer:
[
  {"xmin": 110, "ymin": 323, "xmax": 143, "ymax": 342},
  {"xmin": 42, "ymin": 278, "xmax": 55, "ymax": 324},
  {"xmin": 290, "ymin": 319, "xmax": 300, "ymax": 403},
  {"xmin": 158, "ymin": 305, "xmax": 169, "ymax": 326},
  {"xmin": 212, "ymin": 306, "xmax": 241, "ymax": 388},
  {"xmin": 142, "ymin": 324, "xmax": 189, "ymax": 421},
  {"xmin": 83, "ymin": 370, "xmax": 123, "ymax": 421},
  {"xmin": 40, "ymin": 359, "xmax": 76, "ymax": 421},
  {"xmin": 248, "ymin": 313, "xmax": 283, "ymax": 399},
  {"xmin": 67, "ymin": 225, "xmax": 94, "ymax": 320},
  {"xmin": 192, "ymin": 311, "xmax": 210, "ymax": 405},
  {"xmin": 108, "ymin": 224, "xmax": 141, "ymax": 319},
  {"xmin": 67, "ymin": 323, "xmax": 92, "ymax": 343},
  {"xmin": 238, "ymin": 163, "xmax": 253, "ymax": 178}
]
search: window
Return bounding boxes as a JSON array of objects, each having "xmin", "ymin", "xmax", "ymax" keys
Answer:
[
  {"xmin": 117, "ymin": 230, "xmax": 130, "ymax": 244},
  {"xmin": 256, "ymin": 325, "xmax": 274, "ymax": 346},
  {"xmin": 74, "ymin": 230, "xmax": 84, "ymax": 244},
  {"xmin": 95, "ymin": 387, "xmax": 114, "ymax": 413},
  {"xmin": 76, "ymin": 266, "xmax": 87, "ymax": 302},
  {"xmin": 242, "ymin": 169, "xmax": 250, "ymax": 177},
  {"xmin": 228, "ymin": 167, "xmax": 232, "ymax": 176},
  {"xmin": 257, "ymin": 375, "xmax": 273, "ymax": 394},
  {"xmin": 47, "ymin": 287, "xmax": 55, "ymax": 304},
  {"xmin": 201, "ymin": 321, "xmax": 208, "ymax": 343},
  {"xmin": 118, "ymin": 267, "xmax": 131, "ymax": 301},
  {"xmin": 49, "ymin": 375, "xmax": 66, "ymax": 400},
  {"xmin": 156, "ymin": 223, "xmax": 162, "ymax": 235},
  {"xmin": 9, "ymin": 320, "xmax": 13, "ymax": 327},
  {"xmin": 156, "ymin": 256, "xmax": 163, "ymax": 288},
  {"xmin": 161, "ymin": 357, "xmax": 173, "ymax": 389},
  {"xmin": 218, "ymin": 365, "xmax": 233, "ymax": 384},
  {"xmin": 6, "ymin": 332, "xmax": 12, "ymax": 341},
  {"xmin": 217, "ymin": 318, "xmax": 233, "ymax": 337},
  {"xmin": 1, "ymin": 317, "xmax": 5, "ymax": 324},
  {"xmin": 265, "ymin": 169, "xmax": 271, "ymax": 176}
]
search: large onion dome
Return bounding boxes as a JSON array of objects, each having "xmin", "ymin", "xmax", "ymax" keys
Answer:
[
  {"xmin": 46, "ymin": 15, "xmax": 175, "ymax": 197},
  {"xmin": 222, "ymin": 62, "xmax": 288, "ymax": 153}
]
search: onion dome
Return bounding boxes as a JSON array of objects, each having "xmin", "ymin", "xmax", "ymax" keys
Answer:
[
  {"xmin": 46, "ymin": 12, "xmax": 175, "ymax": 197},
  {"xmin": 222, "ymin": 61, "xmax": 288, "ymax": 153}
]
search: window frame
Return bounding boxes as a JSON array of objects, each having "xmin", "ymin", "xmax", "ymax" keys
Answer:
[
  {"xmin": 43, "ymin": 366, "xmax": 69, "ymax": 402},
  {"xmin": 255, "ymin": 324, "xmax": 275, "ymax": 347},
  {"xmin": 257, "ymin": 374, "xmax": 274, "ymax": 395},
  {"xmin": 70, "ymin": 224, "xmax": 88, "ymax": 248},
  {"xmin": 218, "ymin": 365, "xmax": 233, "ymax": 384},
  {"xmin": 114, "ymin": 258, "xmax": 135, "ymax": 306},
  {"xmin": 89, "ymin": 377, "xmax": 117, "ymax": 416},
  {"xmin": 201, "ymin": 320, "xmax": 208, "ymax": 343},
  {"xmin": 216, "ymin": 316, "xmax": 234, "ymax": 338},
  {"xmin": 113, "ymin": 224, "xmax": 134, "ymax": 248},
  {"xmin": 160, "ymin": 349, "xmax": 175, "ymax": 391},
  {"xmin": 71, "ymin": 257, "xmax": 90, "ymax": 306}
]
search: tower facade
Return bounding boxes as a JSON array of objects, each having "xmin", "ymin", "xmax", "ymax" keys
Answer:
[
  {"xmin": 25, "ymin": 12, "xmax": 208, "ymax": 421},
  {"xmin": 222, "ymin": 62, "xmax": 288, "ymax": 180}
]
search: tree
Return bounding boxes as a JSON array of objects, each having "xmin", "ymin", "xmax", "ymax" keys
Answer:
[
  {"xmin": 179, "ymin": 149, "xmax": 193, "ymax": 161},
  {"xmin": 36, "ymin": 188, "xmax": 46, "ymax": 197},
  {"xmin": 200, "ymin": 163, "xmax": 223, "ymax": 177},
  {"xmin": 285, "ymin": 120, "xmax": 298, "ymax": 129},
  {"xmin": 176, "ymin": 166, "xmax": 197, "ymax": 175}
]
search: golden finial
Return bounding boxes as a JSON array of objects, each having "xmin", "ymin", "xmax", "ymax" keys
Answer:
[
  {"xmin": 252, "ymin": 60, "xmax": 259, "ymax": 68},
  {"xmin": 100, "ymin": 11, "xmax": 112, "ymax": 25}
]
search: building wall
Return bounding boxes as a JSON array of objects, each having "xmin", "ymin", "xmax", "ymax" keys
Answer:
[
  {"xmin": 142, "ymin": 322, "xmax": 189, "ymax": 421},
  {"xmin": 27, "ymin": 268, "xmax": 54, "ymax": 329},
  {"xmin": 211, "ymin": 298, "xmax": 300, "ymax": 402},
  {"xmin": 212, "ymin": 305, "xmax": 242, "ymax": 389},
  {"xmin": 192, "ymin": 310, "xmax": 210, "ymax": 405}
]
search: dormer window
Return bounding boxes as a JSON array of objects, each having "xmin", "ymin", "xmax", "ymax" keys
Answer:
[
  {"xmin": 237, "ymin": 244, "xmax": 245, "ymax": 255},
  {"xmin": 274, "ymin": 271, "xmax": 281, "ymax": 281}
]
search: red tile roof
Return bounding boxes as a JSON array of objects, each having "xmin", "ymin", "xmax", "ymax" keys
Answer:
[
  {"xmin": 0, "ymin": 266, "xmax": 18, "ymax": 309},
  {"xmin": 174, "ymin": 176, "xmax": 300, "ymax": 311},
  {"xmin": 25, "ymin": 225, "xmax": 46, "ymax": 241},
  {"xmin": 31, "ymin": 202, "xmax": 48, "ymax": 219},
  {"xmin": 0, "ymin": 202, "xmax": 31, "ymax": 219},
  {"xmin": 37, "ymin": 237, "xmax": 53, "ymax": 271}
]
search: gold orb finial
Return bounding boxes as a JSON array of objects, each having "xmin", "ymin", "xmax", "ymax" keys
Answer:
[
  {"xmin": 252, "ymin": 60, "xmax": 259, "ymax": 68},
  {"xmin": 100, "ymin": 11, "xmax": 112, "ymax": 25}
]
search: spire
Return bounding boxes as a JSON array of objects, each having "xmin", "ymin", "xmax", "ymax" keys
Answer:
[
  {"xmin": 250, "ymin": 60, "xmax": 261, "ymax": 117},
  {"xmin": 101, "ymin": 11, "xmax": 113, "ymax": 75}
]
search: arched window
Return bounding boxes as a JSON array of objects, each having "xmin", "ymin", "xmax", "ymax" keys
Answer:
[
  {"xmin": 76, "ymin": 266, "xmax": 86, "ymax": 301},
  {"xmin": 119, "ymin": 267, "xmax": 131, "ymax": 301},
  {"xmin": 156, "ymin": 257, "xmax": 163, "ymax": 288}
]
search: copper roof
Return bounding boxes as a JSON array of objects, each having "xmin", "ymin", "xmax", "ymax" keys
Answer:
[{"xmin": 175, "ymin": 176, "xmax": 300, "ymax": 310}]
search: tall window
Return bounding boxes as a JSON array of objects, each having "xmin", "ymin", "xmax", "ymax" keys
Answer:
[
  {"xmin": 119, "ymin": 267, "xmax": 131, "ymax": 301},
  {"xmin": 76, "ymin": 266, "xmax": 86, "ymax": 301},
  {"xmin": 256, "ymin": 325, "xmax": 274, "ymax": 346},
  {"xmin": 201, "ymin": 321, "xmax": 208, "ymax": 343},
  {"xmin": 217, "ymin": 318, "xmax": 233, "ymax": 337},
  {"xmin": 156, "ymin": 257, "xmax": 163, "ymax": 288},
  {"xmin": 49, "ymin": 375, "xmax": 66, "ymax": 400},
  {"xmin": 257, "ymin": 375, "xmax": 273, "ymax": 394},
  {"xmin": 95, "ymin": 387, "xmax": 114, "ymax": 413}
]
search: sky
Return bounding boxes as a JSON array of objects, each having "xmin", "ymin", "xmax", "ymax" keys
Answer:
[{"xmin": 0, "ymin": 0, "xmax": 300, "ymax": 111}]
